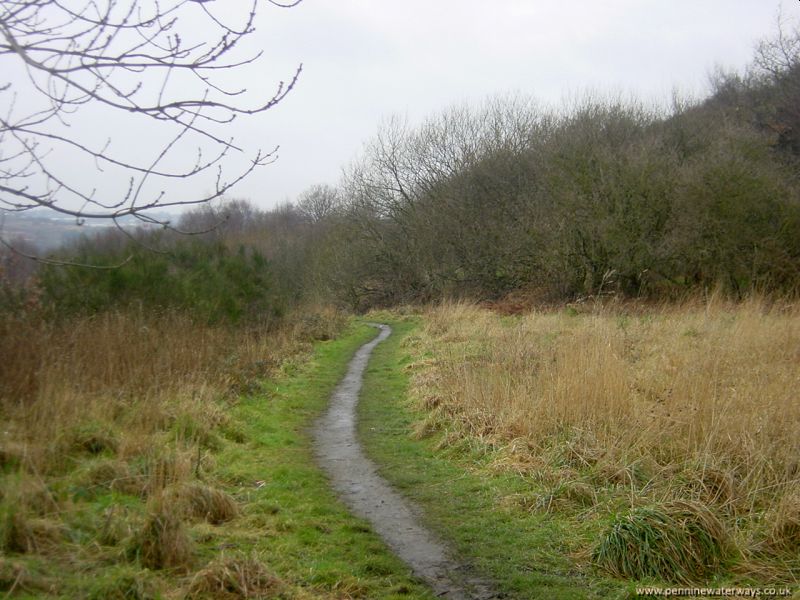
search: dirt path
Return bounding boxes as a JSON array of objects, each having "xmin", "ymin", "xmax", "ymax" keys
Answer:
[{"xmin": 314, "ymin": 323, "xmax": 498, "ymax": 600}]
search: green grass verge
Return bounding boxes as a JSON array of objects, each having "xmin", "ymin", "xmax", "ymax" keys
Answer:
[
  {"xmin": 357, "ymin": 318, "xmax": 632, "ymax": 600},
  {"xmin": 208, "ymin": 320, "xmax": 437, "ymax": 599}
]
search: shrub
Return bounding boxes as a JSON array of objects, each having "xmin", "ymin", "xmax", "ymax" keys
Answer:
[{"xmin": 39, "ymin": 238, "xmax": 281, "ymax": 324}]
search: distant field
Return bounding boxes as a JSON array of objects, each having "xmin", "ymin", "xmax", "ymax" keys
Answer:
[
  {"xmin": 0, "ymin": 211, "xmax": 173, "ymax": 251},
  {"xmin": 403, "ymin": 299, "xmax": 800, "ymax": 586}
]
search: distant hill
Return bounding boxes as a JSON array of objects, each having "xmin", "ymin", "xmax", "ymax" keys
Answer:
[{"xmin": 1, "ymin": 209, "xmax": 178, "ymax": 252}]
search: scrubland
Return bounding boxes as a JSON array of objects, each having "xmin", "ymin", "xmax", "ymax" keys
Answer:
[
  {"xmin": 406, "ymin": 298, "xmax": 800, "ymax": 585},
  {"xmin": 0, "ymin": 306, "xmax": 358, "ymax": 599}
]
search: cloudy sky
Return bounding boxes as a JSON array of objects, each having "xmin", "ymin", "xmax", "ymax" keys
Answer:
[
  {"xmin": 238, "ymin": 0, "xmax": 800, "ymax": 209},
  {"xmin": 4, "ymin": 0, "xmax": 800, "ymax": 216}
]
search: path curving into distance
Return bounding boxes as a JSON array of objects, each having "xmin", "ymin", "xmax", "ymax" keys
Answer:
[{"xmin": 314, "ymin": 323, "xmax": 497, "ymax": 600}]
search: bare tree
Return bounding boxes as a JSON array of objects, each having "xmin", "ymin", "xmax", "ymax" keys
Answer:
[
  {"xmin": 296, "ymin": 183, "xmax": 339, "ymax": 223},
  {"xmin": 751, "ymin": 16, "xmax": 800, "ymax": 155},
  {"xmin": 754, "ymin": 15, "xmax": 800, "ymax": 78},
  {"xmin": 0, "ymin": 0, "xmax": 302, "ymax": 244}
]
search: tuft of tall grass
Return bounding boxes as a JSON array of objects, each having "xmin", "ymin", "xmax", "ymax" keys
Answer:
[
  {"xmin": 593, "ymin": 500, "xmax": 728, "ymax": 583},
  {"xmin": 133, "ymin": 504, "xmax": 194, "ymax": 571},
  {"xmin": 165, "ymin": 483, "xmax": 239, "ymax": 525},
  {"xmin": 186, "ymin": 554, "xmax": 284, "ymax": 599},
  {"xmin": 0, "ymin": 507, "xmax": 64, "ymax": 555}
]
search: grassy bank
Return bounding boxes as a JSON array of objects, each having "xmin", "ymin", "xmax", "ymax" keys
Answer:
[
  {"xmin": 0, "ymin": 311, "xmax": 433, "ymax": 599},
  {"xmin": 358, "ymin": 317, "xmax": 628, "ymax": 599},
  {"xmin": 359, "ymin": 302, "xmax": 800, "ymax": 597}
]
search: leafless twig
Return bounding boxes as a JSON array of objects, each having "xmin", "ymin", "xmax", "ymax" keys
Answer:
[{"xmin": 0, "ymin": 0, "xmax": 302, "ymax": 256}]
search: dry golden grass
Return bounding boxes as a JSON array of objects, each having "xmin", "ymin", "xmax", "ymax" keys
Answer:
[
  {"xmin": 186, "ymin": 554, "xmax": 284, "ymax": 599},
  {"xmin": 1, "ymin": 509, "xmax": 65, "ymax": 555},
  {"xmin": 134, "ymin": 503, "xmax": 194, "ymax": 571},
  {"xmin": 0, "ymin": 556, "xmax": 54, "ymax": 597},
  {"xmin": 0, "ymin": 304, "xmax": 345, "ymax": 596},
  {"xmin": 165, "ymin": 483, "xmax": 239, "ymax": 525},
  {"xmin": 0, "ymin": 307, "xmax": 343, "ymax": 475},
  {"xmin": 770, "ymin": 486, "xmax": 800, "ymax": 554},
  {"xmin": 410, "ymin": 297, "xmax": 800, "ymax": 581}
]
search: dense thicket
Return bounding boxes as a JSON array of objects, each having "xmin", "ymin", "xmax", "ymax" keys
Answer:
[
  {"xmin": 37, "ymin": 238, "xmax": 277, "ymax": 324},
  {"xmin": 323, "ymin": 26, "xmax": 800, "ymax": 307}
]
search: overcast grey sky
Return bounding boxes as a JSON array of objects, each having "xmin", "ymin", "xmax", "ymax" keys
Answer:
[
  {"xmin": 4, "ymin": 1, "xmax": 800, "ymax": 216},
  {"xmin": 234, "ymin": 0, "xmax": 800, "ymax": 209}
]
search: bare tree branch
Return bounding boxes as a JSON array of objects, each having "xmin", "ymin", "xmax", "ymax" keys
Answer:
[{"xmin": 0, "ymin": 0, "xmax": 303, "ymax": 253}]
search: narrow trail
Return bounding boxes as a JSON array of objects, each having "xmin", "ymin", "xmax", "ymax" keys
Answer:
[{"xmin": 314, "ymin": 323, "xmax": 498, "ymax": 600}]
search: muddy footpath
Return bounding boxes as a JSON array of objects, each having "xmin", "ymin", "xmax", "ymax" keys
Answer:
[{"xmin": 314, "ymin": 323, "xmax": 499, "ymax": 600}]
